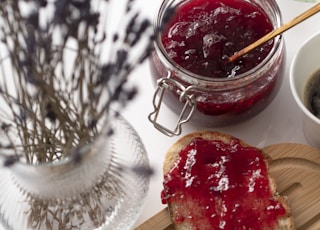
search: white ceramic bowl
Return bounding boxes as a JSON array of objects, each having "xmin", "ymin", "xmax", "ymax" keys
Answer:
[{"xmin": 290, "ymin": 31, "xmax": 320, "ymax": 148}]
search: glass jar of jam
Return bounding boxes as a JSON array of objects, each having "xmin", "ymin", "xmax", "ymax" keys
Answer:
[{"xmin": 148, "ymin": 0, "xmax": 285, "ymax": 136}]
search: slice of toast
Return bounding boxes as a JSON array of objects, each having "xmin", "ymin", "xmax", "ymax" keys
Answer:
[{"xmin": 161, "ymin": 131, "xmax": 294, "ymax": 230}]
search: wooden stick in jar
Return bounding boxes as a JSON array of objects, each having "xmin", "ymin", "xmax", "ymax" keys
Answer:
[{"xmin": 228, "ymin": 3, "xmax": 320, "ymax": 63}]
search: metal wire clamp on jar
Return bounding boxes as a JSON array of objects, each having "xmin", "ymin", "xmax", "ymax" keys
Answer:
[{"xmin": 148, "ymin": 0, "xmax": 286, "ymax": 136}]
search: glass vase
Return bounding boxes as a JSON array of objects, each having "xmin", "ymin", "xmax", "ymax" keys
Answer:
[{"xmin": 0, "ymin": 113, "xmax": 150, "ymax": 230}]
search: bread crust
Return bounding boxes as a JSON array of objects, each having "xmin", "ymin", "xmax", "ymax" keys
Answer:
[{"xmin": 163, "ymin": 131, "xmax": 295, "ymax": 230}]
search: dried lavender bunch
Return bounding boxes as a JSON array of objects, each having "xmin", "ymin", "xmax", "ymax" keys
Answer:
[{"xmin": 0, "ymin": 0, "xmax": 155, "ymax": 164}]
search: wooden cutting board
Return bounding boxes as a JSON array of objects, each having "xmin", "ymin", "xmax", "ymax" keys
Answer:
[{"xmin": 135, "ymin": 143, "xmax": 320, "ymax": 230}]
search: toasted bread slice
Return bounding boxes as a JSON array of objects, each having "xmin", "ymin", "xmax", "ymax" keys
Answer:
[{"xmin": 162, "ymin": 131, "xmax": 294, "ymax": 230}]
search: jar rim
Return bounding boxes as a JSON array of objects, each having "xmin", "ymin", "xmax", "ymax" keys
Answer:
[{"xmin": 154, "ymin": 0, "xmax": 284, "ymax": 84}]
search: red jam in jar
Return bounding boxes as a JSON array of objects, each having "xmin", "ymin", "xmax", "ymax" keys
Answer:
[
  {"xmin": 161, "ymin": 0, "xmax": 273, "ymax": 78},
  {"xmin": 149, "ymin": 0, "xmax": 285, "ymax": 135},
  {"xmin": 161, "ymin": 137, "xmax": 287, "ymax": 229}
]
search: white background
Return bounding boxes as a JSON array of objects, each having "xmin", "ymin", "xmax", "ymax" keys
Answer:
[{"xmin": 121, "ymin": 0, "xmax": 320, "ymax": 228}]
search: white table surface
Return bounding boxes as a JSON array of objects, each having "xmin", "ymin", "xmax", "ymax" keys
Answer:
[{"xmin": 120, "ymin": 0, "xmax": 320, "ymax": 228}]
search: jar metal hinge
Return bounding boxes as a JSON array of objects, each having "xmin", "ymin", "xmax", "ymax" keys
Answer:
[{"xmin": 148, "ymin": 74, "xmax": 196, "ymax": 136}]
